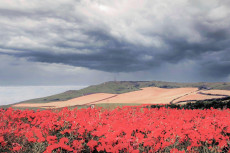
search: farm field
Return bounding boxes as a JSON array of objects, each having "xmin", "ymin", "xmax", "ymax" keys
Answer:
[
  {"xmin": 0, "ymin": 106, "xmax": 230, "ymax": 152},
  {"xmin": 12, "ymin": 87, "xmax": 230, "ymax": 109},
  {"xmin": 18, "ymin": 81, "xmax": 230, "ymax": 104},
  {"xmin": 173, "ymin": 93, "xmax": 226, "ymax": 103},
  {"xmin": 200, "ymin": 90, "xmax": 230, "ymax": 96}
]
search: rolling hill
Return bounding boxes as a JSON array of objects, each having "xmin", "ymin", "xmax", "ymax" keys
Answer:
[{"xmin": 17, "ymin": 81, "xmax": 230, "ymax": 104}]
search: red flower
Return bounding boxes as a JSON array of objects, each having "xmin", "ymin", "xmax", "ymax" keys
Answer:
[
  {"xmin": 13, "ymin": 146, "xmax": 22, "ymax": 151},
  {"xmin": 59, "ymin": 137, "xmax": 69, "ymax": 144},
  {"xmin": 0, "ymin": 136, "xmax": 4, "ymax": 142},
  {"xmin": 12, "ymin": 143, "xmax": 22, "ymax": 151},
  {"xmin": 44, "ymin": 143, "xmax": 73, "ymax": 153},
  {"xmin": 87, "ymin": 140, "xmax": 98, "ymax": 150},
  {"xmin": 170, "ymin": 148, "xmax": 185, "ymax": 153},
  {"xmin": 72, "ymin": 140, "xmax": 82, "ymax": 150},
  {"xmin": 47, "ymin": 136, "xmax": 57, "ymax": 144}
]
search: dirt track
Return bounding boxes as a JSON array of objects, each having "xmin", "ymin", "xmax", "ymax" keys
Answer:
[{"xmin": 12, "ymin": 87, "xmax": 230, "ymax": 109}]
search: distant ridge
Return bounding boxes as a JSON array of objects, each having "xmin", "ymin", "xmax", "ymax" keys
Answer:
[{"xmin": 18, "ymin": 81, "xmax": 230, "ymax": 104}]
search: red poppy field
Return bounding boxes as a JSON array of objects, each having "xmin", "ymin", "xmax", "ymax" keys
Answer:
[{"xmin": 0, "ymin": 106, "xmax": 230, "ymax": 153}]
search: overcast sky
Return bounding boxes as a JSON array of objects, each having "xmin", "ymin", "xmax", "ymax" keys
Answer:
[{"xmin": 0, "ymin": 0, "xmax": 230, "ymax": 86}]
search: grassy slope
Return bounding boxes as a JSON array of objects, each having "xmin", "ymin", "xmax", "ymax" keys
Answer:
[{"xmin": 16, "ymin": 81, "xmax": 230, "ymax": 104}]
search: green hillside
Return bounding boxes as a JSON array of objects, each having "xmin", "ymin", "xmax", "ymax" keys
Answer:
[{"xmin": 18, "ymin": 81, "xmax": 230, "ymax": 104}]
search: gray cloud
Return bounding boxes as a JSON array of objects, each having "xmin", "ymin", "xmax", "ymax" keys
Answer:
[
  {"xmin": 198, "ymin": 50, "xmax": 230, "ymax": 78},
  {"xmin": 0, "ymin": 0, "xmax": 230, "ymax": 85},
  {"xmin": 0, "ymin": 54, "xmax": 116, "ymax": 86}
]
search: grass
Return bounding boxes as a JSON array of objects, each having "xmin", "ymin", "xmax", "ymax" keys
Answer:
[
  {"xmin": 14, "ymin": 81, "xmax": 230, "ymax": 104},
  {"xmin": 64, "ymin": 103, "xmax": 141, "ymax": 110},
  {"xmin": 0, "ymin": 105, "xmax": 46, "ymax": 111},
  {"xmin": 3, "ymin": 103, "xmax": 141, "ymax": 111},
  {"xmin": 95, "ymin": 103, "xmax": 141, "ymax": 109},
  {"xmin": 0, "ymin": 105, "xmax": 11, "ymax": 109}
]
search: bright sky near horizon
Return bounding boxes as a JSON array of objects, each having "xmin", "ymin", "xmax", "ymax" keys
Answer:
[
  {"xmin": 0, "ymin": 85, "xmax": 86, "ymax": 105},
  {"xmin": 0, "ymin": 0, "xmax": 230, "ymax": 86}
]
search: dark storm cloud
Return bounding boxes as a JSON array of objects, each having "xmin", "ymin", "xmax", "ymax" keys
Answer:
[
  {"xmin": 198, "ymin": 50, "xmax": 230, "ymax": 78},
  {"xmin": 202, "ymin": 61, "xmax": 230, "ymax": 78},
  {"xmin": 0, "ymin": 0, "xmax": 230, "ymax": 81},
  {"xmin": 2, "ymin": 47, "xmax": 153, "ymax": 72}
]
